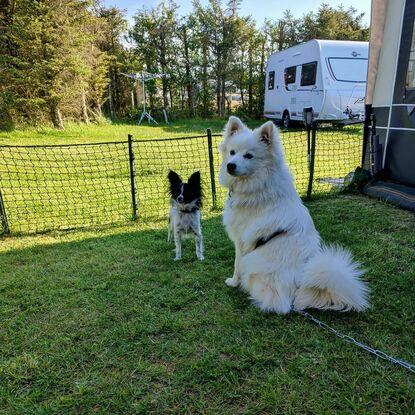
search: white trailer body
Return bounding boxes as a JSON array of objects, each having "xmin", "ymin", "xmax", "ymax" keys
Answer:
[{"xmin": 264, "ymin": 39, "xmax": 369, "ymax": 126}]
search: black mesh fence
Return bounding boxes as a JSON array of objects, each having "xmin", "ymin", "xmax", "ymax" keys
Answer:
[
  {"xmin": 311, "ymin": 125, "xmax": 362, "ymax": 195},
  {"xmin": 0, "ymin": 124, "xmax": 362, "ymax": 235},
  {"xmin": 0, "ymin": 141, "xmax": 131, "ymax": 234}
]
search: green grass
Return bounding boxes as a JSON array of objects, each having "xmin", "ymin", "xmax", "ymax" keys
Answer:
[
  {"xmin": 0, "ymin": 120, "xmax": 362, "ymax": 234},
  {"xmin": 0, "ymin": 118, "xmax": 258, "ymax": 145},
  {"xmin": 0, "ymin": 195, "xmax": 414, "ymax": 414}
]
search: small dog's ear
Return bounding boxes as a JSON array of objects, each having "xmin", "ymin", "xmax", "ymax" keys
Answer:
[
  {"xmin": 188, "ymin": 171, "xmax": 201, "ymax": 187},
  {"xmin": 168, "ymin": 170, "xmax": 182, "ymax": 186},
  {"xmin": 258, "ymin": 121, "xmax": 275, "ymax": 146},
  {"xmin": 224, "ymin": 116, "xmax": 245, "ymax": 138}
]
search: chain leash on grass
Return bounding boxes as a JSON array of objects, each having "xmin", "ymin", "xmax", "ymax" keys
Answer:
[{"xmin": 297, "ymin": 309, "xmax": 415, "ymax": 373}]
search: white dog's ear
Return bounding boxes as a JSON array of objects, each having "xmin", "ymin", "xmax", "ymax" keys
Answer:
[
  {"xmin": 224, "ymin": 116, "xmax": 245, "ymax": 138},
  {"xmin": 258, "ymin": 121, "xmax": 275, "ymax": 146}
]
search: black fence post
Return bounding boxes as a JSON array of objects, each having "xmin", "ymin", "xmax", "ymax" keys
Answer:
[
  {"xmin": 206, "ymin": 128, "xmax": 217, "ymax": 208},
  {"xmin": 306, "ymin": 122, "xmax": 317, "ymax": 200},
  {"xmin": 128, "ymin": 134, "xmax": 138, "ymax": 220},
  {"xmin": 0, "ymin": 188, "xmax": 10, "ymax": 235},
  {"xmin": 306, "ymin": 125, "xmax": 311, "ymax": 170}
]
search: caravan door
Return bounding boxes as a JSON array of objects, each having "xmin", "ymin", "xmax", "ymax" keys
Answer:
[
  {"xmin": 283, "ymin": 65, "xmax": 298, "ymax": 119},
  {"xmin": 297, "ymin": 61, "xmax": 320, "ymax": 118}
]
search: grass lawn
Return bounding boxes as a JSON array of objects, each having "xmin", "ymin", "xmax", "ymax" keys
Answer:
[
  {"xmin": 0, "ymin": 195, "xmax": 414, "ymax": 414},
  {"xmin": 0, "ymin": 119, "xmax": 362, "ymax": 234},
  {"xmin": 1, "ymin": 120, "xmax": 411, "ymax": 411},
  {"xmin": 0, "ymin": 118, "xmax": 252, "ymax": 146}
]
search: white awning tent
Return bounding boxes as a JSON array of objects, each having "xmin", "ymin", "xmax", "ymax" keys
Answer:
[
  {"xmin": 362, "ymin": 0, "xmax": 415, "ymax": 211},
  {"xmin": 365, "ymin": 0, "xmax": 389, "ymax": 106}
]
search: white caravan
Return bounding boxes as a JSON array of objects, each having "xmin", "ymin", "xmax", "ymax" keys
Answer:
[{"xmin": 264, "ymin": 39, "xmax": 369, "ymax": 127}]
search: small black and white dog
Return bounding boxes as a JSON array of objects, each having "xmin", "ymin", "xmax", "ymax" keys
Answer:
[{"xmin": 168, "ymin": 170, "xmax": 204, "ymax": 261}]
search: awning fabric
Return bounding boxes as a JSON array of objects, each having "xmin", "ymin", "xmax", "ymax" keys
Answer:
[{"xmin": 366, "ymin": 0, "xmax": 389, "ymax": 105}]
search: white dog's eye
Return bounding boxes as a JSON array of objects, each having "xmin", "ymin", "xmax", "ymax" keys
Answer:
[
  {"xmin": 244, "ymin": 153, "xmax": 253, "ymax": 159},
  {"xmin": 230, "ymin": 150, "xmax": 235, "ymax": 155}
]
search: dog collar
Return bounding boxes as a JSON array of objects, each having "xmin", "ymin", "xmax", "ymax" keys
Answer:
[
  {"xmin": 254, "ymin": 229, "xmax": 287, "ymax": 249},
  {"xmin": 179, "ymin": 207, "xmax": 200, "ymax": 214},
  {"xmin": 228, "ymin": 184, "xmax": 235, "ymax": 199},
  {"xmin": 179, "ymin": 199, "xmax": 201, "ymax": 213}
]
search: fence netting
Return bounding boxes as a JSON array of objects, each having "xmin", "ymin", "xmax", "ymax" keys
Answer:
[
  {"xmin": 0, "ymin": 125, "xmax": 362, "ymax": 235},
  {"xmin": 0, "ymin": 142, "xmax": 131, "ymax": 234}
]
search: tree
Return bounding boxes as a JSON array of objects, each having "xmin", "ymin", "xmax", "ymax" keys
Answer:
[
  {"xmin": 1, "ymin": 0, "xmax": 370, "ymax": 129},
  {"xmin": 300, "ymin": 4, "xmax": 369, "ymax": 42},
  {"xmin": 98, "ymin": 7, "xmax": 130, "ymax": 118},
  {"xmin": 0, "ymin": 0, "xmax": 112, "ymax": 129},
  {"xmin": 130, "ymin": 1, "xmax": 178, "ymax": 110}
]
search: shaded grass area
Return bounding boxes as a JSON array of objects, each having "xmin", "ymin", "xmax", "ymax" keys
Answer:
[{"xmin": 0, "ymin": 195, "xmax": 414, "ymax": 414}]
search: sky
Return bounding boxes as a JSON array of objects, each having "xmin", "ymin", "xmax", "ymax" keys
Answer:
[{"xmin": 102, "ymin": 0, "xmax": 371, "ymax": 26}]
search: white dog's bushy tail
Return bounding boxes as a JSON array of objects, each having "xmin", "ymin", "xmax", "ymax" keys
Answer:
[{"xmin": 294, "ymin": 245, "xmax": 369, "ymax": 312}]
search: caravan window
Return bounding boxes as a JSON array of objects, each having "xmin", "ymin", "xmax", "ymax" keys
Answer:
[
  {"xmin": 268, "ymin": 71, "xmax": 275, "ymax": 90},
  {"xmin": 284, "ymin": 66, "xmax": 296, "ymax": 85},
  {"xmin": 328, "ymin": 58, "xmax": 367, "ymax": 83},
  {"xmin": 406, "ymin": 20, "xmax": 415, "ymax": 89},
  {"xmin": 301, "ymin": 62, "xmax": 317, "ymax": 86}
]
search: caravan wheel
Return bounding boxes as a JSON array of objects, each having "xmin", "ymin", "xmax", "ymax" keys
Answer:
[{"xmin": 282, "ymin": 111, "xmax": 291, "ymax": 128}]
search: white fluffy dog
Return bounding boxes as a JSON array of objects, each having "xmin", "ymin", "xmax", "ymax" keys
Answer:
[{"xmin": 219, "ymin": 116, "xmax": 369, "ymax": 314}]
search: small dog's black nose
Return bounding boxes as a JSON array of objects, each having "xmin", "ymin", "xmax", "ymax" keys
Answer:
[
  {"xmin": 227, "ymin": 163, "xmax": 236, "ymax": 174},
  {"xmin": 177, "ymin": 195, "xmax": 184, "ymax": 203}
]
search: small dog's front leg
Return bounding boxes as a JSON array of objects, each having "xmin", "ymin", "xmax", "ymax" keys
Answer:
[
  {"xmin": 174, "ymin": 229, "xmax": 182, "ymax": 260},
  {"xmin": 167, "ymin": 218, "xmax": 173, "ymax": 243},
  {"xmin": 195, "ymin": 232, "xmax": 204, "ymax": 261},
  {"xmin": 225, "ymin": 245, "xmax": 241, "ymax": 287}
]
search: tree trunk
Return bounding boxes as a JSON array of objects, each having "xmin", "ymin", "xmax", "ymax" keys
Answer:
[
  {"xmin": 169, "ymin": 86, "xmax": 173, "ymax": 110},
  {"xmin": 50, "ymin": 102, "xmax": 64, "ymax": 130},
  {"xmin": 159, "ymin": 35, "xmax": 169, "ymax": 109},
  {"xmin": 248, "ymin": 46, "xmax": 253, "ymax": 115},
  {"xmin": 161, "ymin": 78, "xmax": 169, "ymax": 109},
  {"xmin": 277, "ymin": 22, "xmax": 285, "ymax": 51},
  {"xmin": 108, "ymin": 84, "xmax": 114, "ymax": 118},
  {"xmin": 182, "ymin": 25, "xmax": 194, "ymax": 116},
  {"xmin": 81, "ymin": 86, "xmax": 90, "ymax": 124},
  {"xmin": 260, "ymin": 34, "xmax": 266, "ymax": 75},
  {"xmin": 216, "ymin": 78, "xmax": 221, "ymax": 116},
  {"xmin": 240, "ymin": 85, "xmax": 245, "ymax": 109},
  {"xmin": 111, "ymin": 68, "xmax": 119, "ymax": 115},
  {"xmin": 93, "ymin": 103, "xmax": 103, "ymax": 120},
  {"xmin": 239, "ymin": 48, "xmax": 245, "ymax": 109},
  {"xmin": 0, "ymin": 100, "xmax": 13, "ymax": 130},
  {"xmin": 221, "ymin": 77, "xmax": 226, "ymax": 117},
  {"xmin": 201, "ymin": 38, "xmax": 209, "ymax": 117}
]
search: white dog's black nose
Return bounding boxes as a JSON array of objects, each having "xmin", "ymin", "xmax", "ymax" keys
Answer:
[
  {"xmin": 177, "ymin": 195, "xmax": 184, "ymax": 203},
  {"xmin": 227, "ymin": 163, "xmax": 236, "ymax": 174}
]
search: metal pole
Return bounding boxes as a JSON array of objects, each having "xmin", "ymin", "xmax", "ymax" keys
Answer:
[
  {"xmin": 127, "ymin": 134, "xmax": 138, "ymax": 220},
  {"xmin": 142, "ymin": 74, "xmax": 146, "ymax": 114},
  {"xmin": 0, "ymin": 188, "xmax": 10, "ymax": 235},
  {"xmin": 206, "ymin": 128, "xmax": 217, "ymax": 208},
  {"xmin": 306, "ymin": 122, "xmax": 317, "ymax": 200},
  {"xmin": 361, "ymin": 104, "xmax": 372, "ymax": 167},
  {"xmin": 306, "ymin": 125, "xmax": 311, "ymax": 170}
]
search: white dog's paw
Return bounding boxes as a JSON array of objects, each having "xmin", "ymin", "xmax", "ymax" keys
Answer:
[
  {"xmin": 225, "ymin": 277, "xmax": 239, "ymax": 287},
  {"xmin": 174, "ymin": 256, "xmax": 181, "ymax": 261},
  {"xmin": 197, "ymin": 255, "xmax": 205, "ymax": 261}
]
